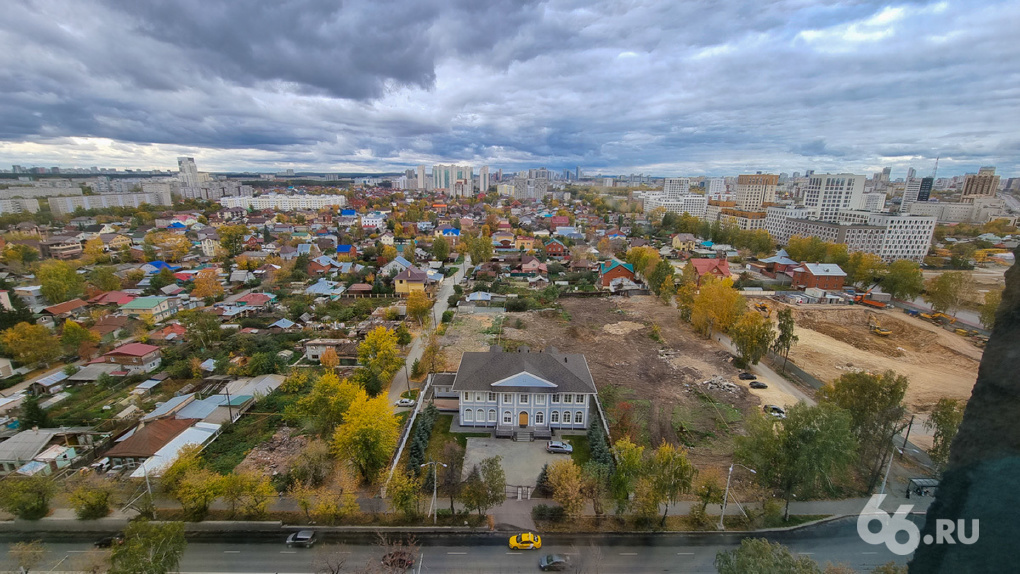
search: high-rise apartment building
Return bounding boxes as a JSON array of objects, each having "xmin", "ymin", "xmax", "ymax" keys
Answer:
[
  {"xmin": 479, "ymin": 166, "xmax": 490, "ymax": 193},
  {"xmin": 917, "ymin": 177, "xmax": 933, "ymax": 202},
  {"xmin": 416, "ymin": 165, "xmax": 427, "ymax": 190},
  {"xmin": 802, "ymin": 174, "xmax": 866, "ymax": 222},
  {"xmin": 961, "ymin": 167, "xmax": 1000, "ymax": 202},
  {"xmin": 432, "ymin": 164, "xmax": 472, "ymax": 192},
  {"xmin": 902, "ymin": 179, "xmax": 922, "ymax": 212},
  {"xmin": 907, "ymin": 167, "xmax": 916, "ymax": 180},
  {"xmin": 177, "ymin": 157, "xmax": 200, "ymax": 187},
  {"xmin": 662, "ymin": 177, "xmax": 691, "ymax": 199},
  {"xmin": 706, "ymin": 178, "xmax": 726, "ymax": 196},
  {"xmin": 734, "ymin": 173, "xmax": 779, "ymax": 211}
]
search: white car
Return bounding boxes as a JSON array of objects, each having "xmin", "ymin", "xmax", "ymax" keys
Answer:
[{"xmin": 396, "ymin": 398, "xmax": 416, "ymax": 408}]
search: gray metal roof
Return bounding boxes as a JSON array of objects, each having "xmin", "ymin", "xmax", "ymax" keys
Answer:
[
  {"xmin": 0, "ymin": 427, "xmax": 93, "ymax": 463},
  {"xmin": 451, "ymin": 348, "xmax": 596, "ymax": 394}
]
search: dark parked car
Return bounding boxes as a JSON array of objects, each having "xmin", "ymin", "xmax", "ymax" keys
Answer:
[
  {"xmin": 539, "ymin": 554, "xmax": 571, "ymax": 571},
  {"xmin": 382, "ymin": 550, "xmax": 416, "ymax": 569},
  {"xmin": 94, "ymin": 534, "xmax": 125, "ymax": 548},
  {"xmin": 286, "ymin": 530, "xmax": 317, "ymax": 547},
  {"xmin": 749, "ymin": 381, "xmax": 768, "ymax": 389},
  {"xmin": 738, "ymin": 372, "xmax": 757, "ymax": 380}
]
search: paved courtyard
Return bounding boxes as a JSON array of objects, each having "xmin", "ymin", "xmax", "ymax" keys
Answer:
[{"xmin": 462, "ymin": 437, "xmax": 571, "ymax": 488}]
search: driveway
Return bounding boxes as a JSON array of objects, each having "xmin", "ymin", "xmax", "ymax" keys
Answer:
[{"xmin": 462, "ymin": 436, "xmax": 567, "ymax": 488}]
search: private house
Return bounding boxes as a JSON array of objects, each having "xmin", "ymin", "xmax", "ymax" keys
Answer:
[
  {"xmin": 104, "ymin": 418, "xmax": 197, "ymax": 470},
  {"xmin": 235, "ymin": 292, "xmax": 276, "ymax": 311},
  {"xmin": 119, "ymin": 296, "xmax": 178, "ymax": 322},
  {"xmin": 491, "ymin": 232, "xmax": 516, "ymax": 251},
  {"xmin": 517, "ymin": 256, "xmax": 547, "ymax": 276},
  {"xmin": 14, "ymin": 286, "xmax": 44, "ymax": 308},
  {"xmin": 303, "ymin": 339, "xmax": 359, "ymax": 364},
  {"xmin": 597, "ymin": 259, "xmax": 636, "ymax": 288},
  {"xmin": 40, "ymin": 236, "xmax": 83, "ymax": 260},
  {"xmin": 90, "ymin": 291, "xmax": 136, "ymax": 307},
  {"xmin": 754, "ymin": 249, "xmax": 799, "ymax": 279},
  {"xmin": 544, "ymin": 239, "xmax": 567, "ymax": 258},
  {"xmin": 790, "ymin": 263, "xmax": 847, "ymax": 291},
  {"xmin": 671, "ymin": 233, "xmax": 698, "ymax": 252},
  {"xmin": 100, "ymin": 233, "xmax": 132, "ymax": 252},
  {"xmin": 448, "ymin": 346, "xmax": 598, "ymax": 440},
  {"xmin": 0, "ymin": 427, "xmax": 96, "ymax": 475},
  {"xmin": 98, "ymin": 342, "xmax": 162, "ymax": 374},
  {"xmin": 336, "ymin": 244, "xmax": 357, "ymax": 259},
  {"xmin": 689, "ymin": 259, "xmax": 732, "ymax": 286},
  {"xmin": 393, "ymin": 267, "xmax": 429, "ymax": 295},
  {"xmin": 515, "ymin": 236, "xmax": 536, "ymax": 252},
  {"xmin": 43, "ymin": 298, "xmax": 88, "ymax": 319},
  {"xmin": 307, "ymin": 255, "xmax": 343, "ymax": 275}
]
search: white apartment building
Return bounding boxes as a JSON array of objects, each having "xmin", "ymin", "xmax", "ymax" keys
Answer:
[
  {"xmin": 734, "ymin": 174, "xmax": 779, "ymax": 211},
  {"xmin": 909, "ymin": 197, "xmax": 1015, "ymax": 224},
  {"xmin": 776, "ymin": 211, "xmax": 936, "ymax": 262},
  {"xmin": 861, "ymin": 191, "xmax": 886, "ymax": 212},
  {"xmin": 0, "ymin": 198, "xmax": 40, "ymax": 214},
  {"xmin": 901, "ymin": 179, "xmax": 921, "ymax": 212},
  {"xmin": 177, "ymin": 157, "xmax": 202, "ymax": 188},
  {"xmin": 416, "ymin": 165, "xmax": 428, "ymax": 190},
  {"xmin": 219, "ymin": 194, "xmax": 346, "ymax": 211},
  {"xmin": 644, "ymin": 194, "xmax": 707, "ymax": 218},
  {"xmin": 663, "ymin": 177, "xmax": 691, "ymax": 199},
  {"xmin": 764, "ymin": 205, "xmax": 817, "ymax": 243},
  {"xmin": 0, "ymin": 187, "xmax": 83, "ymax": 200},
  {"xmin": 49, "ymin": 191, "xmax": 173, "ymax": 215},
  {"xmin": 432, "ymin": 164, "xmax": 472, "ymax": 191},
  {"xmin": 706, "ymin": 178, "xmax": 726, "ymax": 195},
  {"xmin": 961, "ymin": 167, "xmax": 1000, "ymax": 202},
  {"xmin": 802, "ymin": 174, "xmax": 866, "ymax": 222}
]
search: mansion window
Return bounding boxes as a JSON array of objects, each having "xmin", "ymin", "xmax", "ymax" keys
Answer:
[
  {"xmin": 563, "ymin": 394, "xmax": 573, "ymax": 404},
  {"xmin": 551, "ymin": 395, "xmax": 560, "ymax": 403},
  {"xmin": 503, "ymin": 393, "xmax": 512, "ymax": 403},
  {"xmin": 536, "ymin": 411, "xmax": 545, "ymax": 425},
  {"xmin": 575, "ymin": 394, "xmax": 584, "ymax": 403},
  {"xmin": 503, "ymin": 411, "xmax": 512, "ymax": 424},
  {"xmin": 464, "ymin": 409, "xmax": 473, "ymax": 422},
  {"xmin": 535, "ymin": 394, "xmax": 546, "ymax": 406},
  {"xmin": 551, "ymin": 411, "xmax": 560, "ymax": 423},
  {"xmin": 575, "ymin": 411, "xmax": 584, "ymax": 424},
  {"xmin": 488, "ymin": 392, "xmax": 497, "ymax": 402},
  {"xmin": 488, "ymin": 409, "xmax": 497, "ymax": 422},
  {"xmin": 520, "ymin": 394, "xmax": 529, "ymax": 404}
]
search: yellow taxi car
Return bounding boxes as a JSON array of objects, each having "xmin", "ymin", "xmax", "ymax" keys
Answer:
[{"xmin": 508, "ymin": 532, "xmax": 542, "ymax": 550}]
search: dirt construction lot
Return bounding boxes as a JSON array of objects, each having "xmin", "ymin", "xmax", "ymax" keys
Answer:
[
  {"xmin": 787, "ymin": 305, "xmax": 982, "ymax": 411},
  {"xmin": 450, "ymin": 296, "xmax": 763, "ymax": 469}
]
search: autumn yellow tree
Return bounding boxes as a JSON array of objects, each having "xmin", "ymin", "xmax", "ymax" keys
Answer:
[
  {"xmin": 190, "ymin": 268, "xmax": 223, "ymax": 299},
  {"xmin": 218, "ymin": 224, "xmax": 250, "ymax": 257},
  {"xmin": 625, "ymin": 246, "xmax": 660, "ymax": 278},
  {"xmin": 296, "ymin": 372, "xmax": 361, "ymax": 436},
  {"xmin": 82, "ymin": 237, "xmax": 108, "ymax": 264},
  {"xmin": 319, "ymin": 347, "xmax": 340, "ymax": 371},
  {"xmin": 690, "ymin": 276, "xmax": 745, "ymax": 337},
  {"xmin": 1, "ymin": 322, "xmax": 61, "ymax": 365},
  {"xmin": 36, "ymin": 259, "xmax": 85, "ymax": 303},
  {"xmin": 354, "ymin": 326, "xmax": 403, "ymax": 396},
  {"xmin": 547, "ymin": 459, "xmax": 586, "ymax": 518},
  {"xmin": 148, "ymin": 231, "xmax": 192, "ymax": 262},
  {"xmin": 61, "ymin": 320, "xmax": 101, "ymax": 360},
  {"xmin": 332, "ymin": 391, "xmax": 399, "ymax": 482},
  {"xmin": 406, "ymin": 291, "xmax": 432, "ymax": 326}
]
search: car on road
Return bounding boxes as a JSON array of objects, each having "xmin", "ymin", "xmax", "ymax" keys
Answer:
[
  {"xmin": 545, "ymin": 441, "xmax": 573, "ymax": 454},
  {"xmin": 286, "ymin": 530, "xmax": 317, "ymax": 548},
  {"xmin": 509, "ymin": 532, "xmax": 542, "ymax": 550},
  {"xmin": 763, "ymin": 405, "xmax": 786, "ymax": 419},
  {"xmin": 539, "ymin": 554, "xmax": 571, "ymax": 571},
  {"xmin": 381, "ymin": 550, "xmax": 416, "ymax": 569},
  {"xmin": 94, "ymin": 534, "xmax": 125, "ymax": 548},
  {"xmin": 395, "ymin": 398, "xmax": 416, "ymax": 408},
  {"xmin": 749, "ymin": 381, "xmax": 768, "ymax": 389},
  {"xmin": 738, "ymin": 372, "xmax": 757, "ymax": 380}
]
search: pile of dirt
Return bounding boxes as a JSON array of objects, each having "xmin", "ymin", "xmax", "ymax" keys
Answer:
[
  {"xmin": 603, "ymin": 321, "xmax": 645, "ymax": 335},
  {"xmin": 235, "ymin": 426, "xmax": 309, "ymax": 475}
]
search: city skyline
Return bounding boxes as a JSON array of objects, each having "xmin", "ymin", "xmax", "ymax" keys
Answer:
[{"xmin": 0, "ymin": 0, "xmax": 1017, "ymax": 177}]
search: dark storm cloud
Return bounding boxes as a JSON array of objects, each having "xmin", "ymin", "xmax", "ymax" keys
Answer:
[{"xmin": 0, "ymin": 0, "xmax": 1017, "ymax": 175}]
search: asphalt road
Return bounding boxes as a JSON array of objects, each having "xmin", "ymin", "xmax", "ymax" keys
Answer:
[{"xmin": 0, "ymin": 517, "xmax": 912, "ymax": 573}]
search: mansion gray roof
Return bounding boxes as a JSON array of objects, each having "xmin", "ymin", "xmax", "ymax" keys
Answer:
[{"xmin": 451, "ymin": 347, "xmax": 596, "ymax": 394}]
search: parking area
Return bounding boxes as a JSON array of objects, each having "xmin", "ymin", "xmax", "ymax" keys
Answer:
[{"xmin": 461, "ymin": 437, "xmax": 571, "ymax": 487}]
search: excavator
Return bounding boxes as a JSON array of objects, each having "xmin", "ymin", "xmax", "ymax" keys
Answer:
[
  {"xmin": 929, "ymin": 312, "xmax": 956, "ymax": 325},
  {"xmin": 754, "ymin": 302, "xmax": 771, "ymax": 317},
  {"xmin": 869, "ymin": 316, "xmax": 892, "ymax": 337}
]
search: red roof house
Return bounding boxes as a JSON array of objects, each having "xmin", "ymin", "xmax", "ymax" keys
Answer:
[{"xmin": 689, "ymin": 259, "xmax": 731, "ymax": 286}]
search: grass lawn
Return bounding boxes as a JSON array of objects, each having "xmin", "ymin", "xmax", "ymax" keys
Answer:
[
  {"xmin": 429, "ymin": 415, "xmax": 488, "ymax": 454},
  {"xmin": 201, "ymin": 386, "xmax": 305, "ymax": 474},
  {"xmin": 567, "ymin": 435, "xmax": 591, "ymax": 466}
]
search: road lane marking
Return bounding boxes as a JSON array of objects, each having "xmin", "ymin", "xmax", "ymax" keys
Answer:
[
  {"xmin": 863, "ymin": 552, "xmax": 878, "ymax": 555},
  {"xmin": 506, "ymin": 552, "xmax": 522, "ymax": 555},
  {"xmin": 448, "ymin": 551, "xmax": 468, "ymax": 555},
  {"xmin": 281, "ymin": 551, "xmax": 297, "ymax": 554},
  {"xmin": 677, "ymin": 552, "xmax": 694, "ymax": 555},
  {"xmin": 224, "ymin": 550, "xmax": 241, "ymax": 554},
  {"xmin": 620, "ymin": 552, "xmax": 638, "ymax": 556},
  {"xmin": 67, "ymin": 550, "xmax": 88, "ymax": 553}
]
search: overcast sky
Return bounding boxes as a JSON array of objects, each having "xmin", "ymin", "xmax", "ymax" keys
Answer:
[{"xmin": 0, "ymin": 0, "xmax": 1017, "ymax": 177}]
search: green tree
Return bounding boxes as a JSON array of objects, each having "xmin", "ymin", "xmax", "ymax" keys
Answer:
[
  {"xmin": 68, "ymin": 477, "xmax": 113, "ymax": 520},
  {"xmin": 295, "ymin": 373, "xmax": 360, "ymax": 437},
  {"xmin": 818, "ymin": 370, "xmax": 908, "ymax": 492},
  {"xmin": 459, "ymin": 456, "xmax": 506, "ymax": 516},
  {"xmin": 110, "ymin": 520, "xmax": 186, "ymax": 574},
  {"xmin": 459, "ymin": 465, "xmax": 488, "ymax": 516},
  {"xmin": 387, "ymin": 469, "xmax": 423, "ymax": 520},
  {"xmin": 148, "ymin": 267, "xmax": 176, "ymax": 292},
  {"xmin": 36, "ymin": 259, "xmax": 84, "ymax": 303},
  {"xmin": 177, "ymin": 309, "xmax": 223, "ymax": 349},
  {"xmin": 466, "ymin": 233, "xmax": 493, "ymax": 264},
  {"xmin": 772, "ymin": 308, "xmax": 799, "ymax": 372},
  {"xmin": 581, "ymin": 461, "xmax": 612, "ymax": 517},
  {"xmin": 20, "ymin": 394, "xmax": 51, "ymax": 429},
  {"xmin": 649, "ymin": 442, "xmax": 697, "ymax": 526},
  {"xmin": 332, "ymin": 392, "xmax": 399, "ymax": 481},
  {"xmin": 218, "ymin": 224, "xmax": 250, "ymax": 257},
  {"xmin": 1, "ymin": 322, "xmax": 60, "ymax": 366},
  {"xmin": 89, "ymin": 265, "xmax": 123, "ymax": 291},
  {"xmin": 923, "ymin": 271, "xmax": 973, "ymax": 315},
  {"xmin": 406, "ymin": 291, "xmax": 432, "ymax": 326},
  {"xmin": 881, "ymin": 260, "xmax": 925, "ymax": 301},
  {"xmin": 432, "ymin": 235, "xmax": 450, "ymax": 261},
  {"xmin": 0, "ymin": 475, "xmax": 56, "ymax": 520},
  {"xmin": 716, "ymin": 538, "xmax": 821, "ymax": 574},
  {"xmin": 843, "ymin": 252, "xmax": 888, "ymax": 289},
  {"xmin": 735, "ymin": 403, "xmax": 857, "ymax": 519},
  {"xmin": 979, "ymin": 289, "xmax": 1002, "ymax": 330},
  {"xmin": 61, "ymin": 320, "xmax": 100, "ymax": 360},
  {"xmin": 730, "ymin": 311, "xmax": 775, "ymax": 366},
  {"xmin": 924, "ymin": 398, "xmax": 966, "ymax": 473},
  {"xmin": 610, "ymin": 437, "xmax": 646, "ymax": 514}
]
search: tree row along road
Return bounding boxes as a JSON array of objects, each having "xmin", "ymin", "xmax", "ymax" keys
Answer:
[{"xmin": 0, "ymin": 518, "xmax": 910, "ymax": 573}]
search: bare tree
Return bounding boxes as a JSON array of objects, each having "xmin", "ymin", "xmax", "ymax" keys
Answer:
[{"xmin": 8, "ymin": 541, "xmax": 45, "ymax": 573}]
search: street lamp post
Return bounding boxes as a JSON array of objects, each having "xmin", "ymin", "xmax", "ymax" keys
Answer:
[
  {"xmin": 420, "ymin": 461, "xmax": 448, "ymax": 525},
  {"xmin": 718, "ymin": 463, "xmax": 756, "ymax": 531}
]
